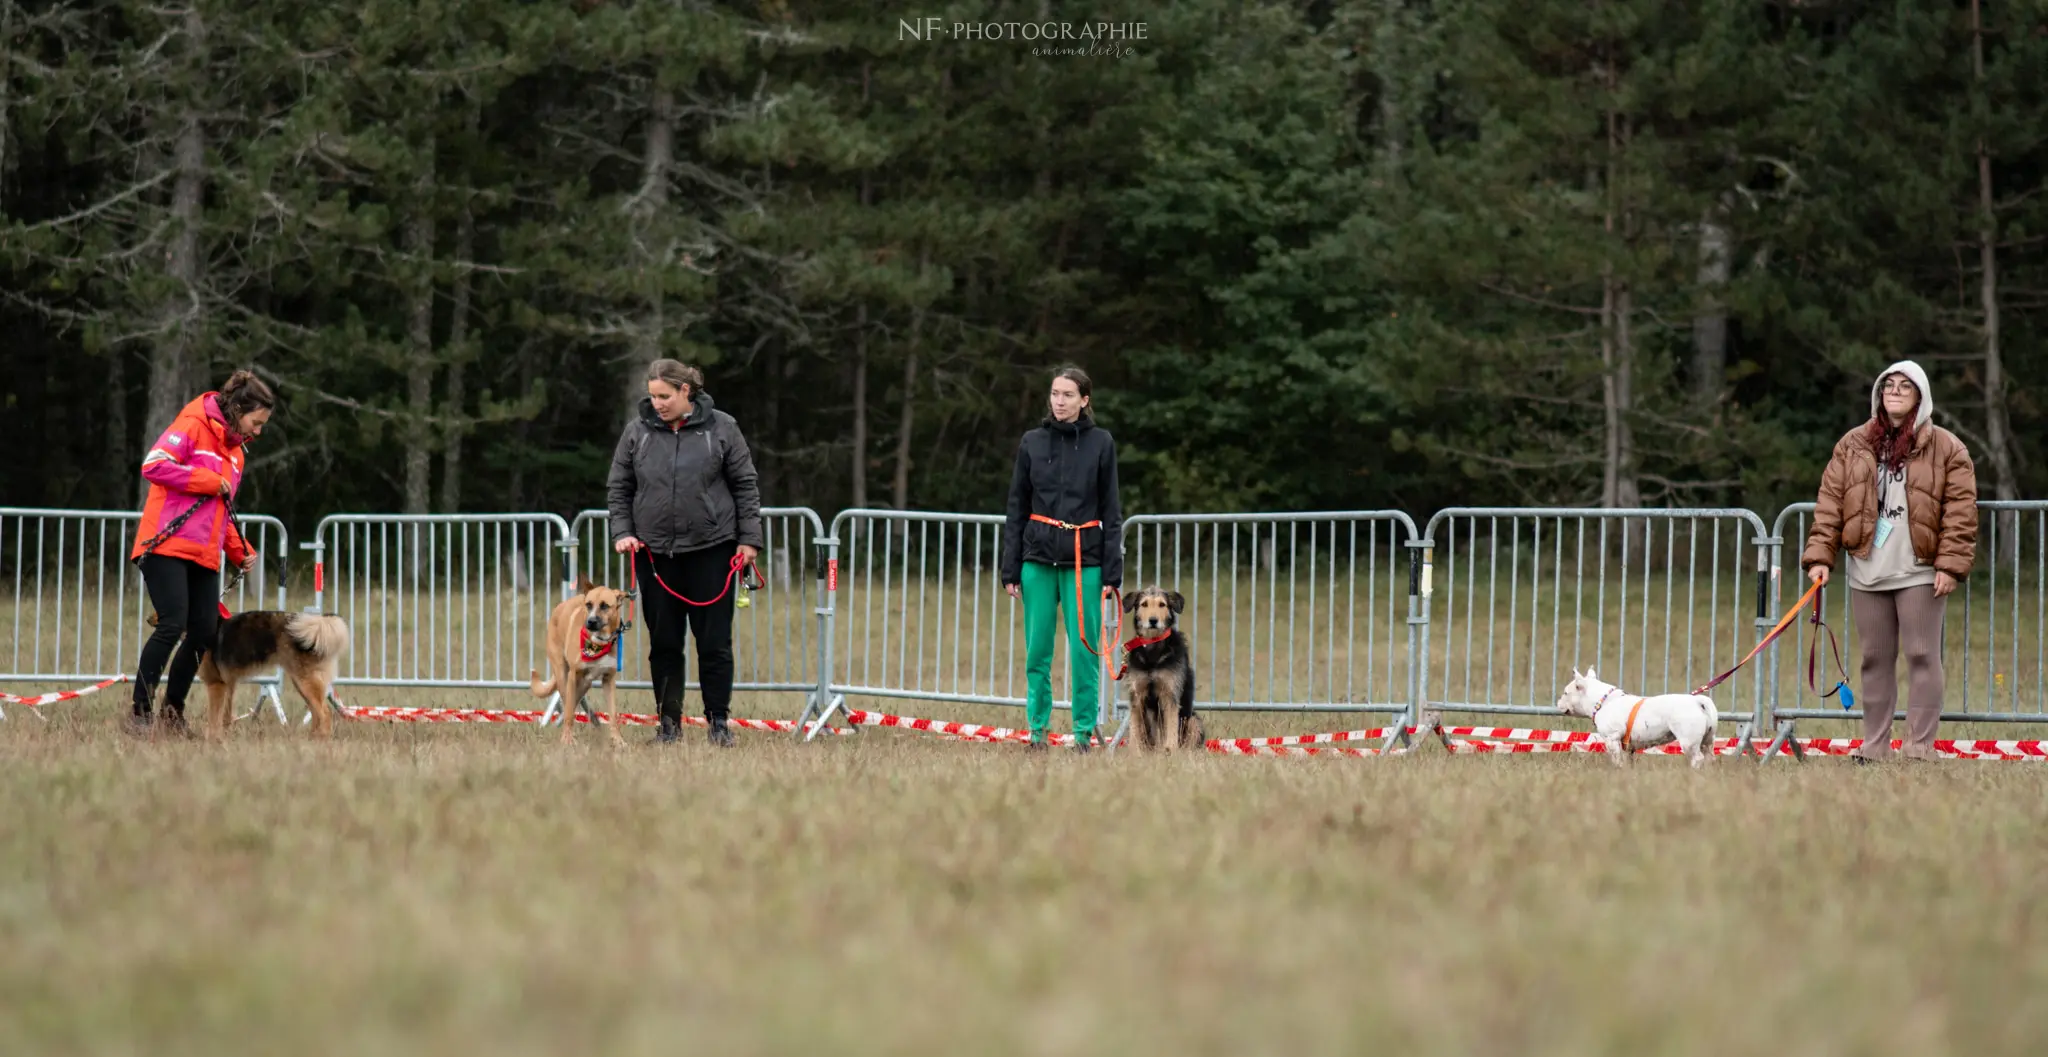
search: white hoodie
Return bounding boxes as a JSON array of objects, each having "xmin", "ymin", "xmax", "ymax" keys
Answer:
[{"xmin": 1869, "ymin": 359, "xmax": 1933, "ymax": 433}]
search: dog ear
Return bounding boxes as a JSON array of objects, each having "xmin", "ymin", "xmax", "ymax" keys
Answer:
[
  {"xmin": 1167, "ymin": 591, "xmax": 1184, "ymax": 614},
  {"xmin": 1585, "ymin": 666, "xmax": 1597, "ymax": 681},
  {"xmin": 575, "ymin": 574, "xmax": 596, "ymax": 595},
  {"xmin": 1122, "ymin": 591, "xmax": 1140, "ymax": 614}
]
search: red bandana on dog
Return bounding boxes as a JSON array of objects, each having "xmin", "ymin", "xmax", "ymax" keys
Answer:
[{"xmin": 579, "ymin": 628, "xmax": 616, "ymax": 663}]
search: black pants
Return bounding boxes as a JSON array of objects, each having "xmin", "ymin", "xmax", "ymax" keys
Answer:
[
  {"xmin": 634, "ymin": 540, "xmax": 738, "ymax": 722},
  {"xmin": 132, "ymin": 554, "xmax": 220, "ymax": 717}
]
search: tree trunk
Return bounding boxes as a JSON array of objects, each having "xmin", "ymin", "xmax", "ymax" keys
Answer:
[
  {"xmin": 143, "ymin": 7, "xmax": 209, "ymax": 471},
  {"xmin": 1692, "ymin": 203, "xmax": 1730, "ymax": 408},
  {"xmin": 440, "ymin": 190, "xmax": 473, "ymax": 514},
  {"xmin": 1371, "ymin": 0, "xmax": 1405, "ymax": 179},
  {"xmin": 891, "ymin": 307, "xmax": 923, "ymax": 512},
  {"xmin": 106, "ymin": 349, "xmax": 130, "ymax": 502},
  {"xmin": 0, "ymin": 0, "xmax": 13, "ymax": 217},
  {"xmin": 1598, "ymin": 102, "xmax": 1639, "ymax": 513},
  {"xmin": 1970, "ymin": 0, "xmax": 2018, "ymax": 561},
  {"xmin": 402, "ymin": 134, "xmax": 436, "ymax": 516},
  {"xmin": 624, "ymin": 86, "xmax": 675, "ymax": 415},
  {"xmin": 850, "ymin": 303, "xmax": 868, "ymax": 508}
]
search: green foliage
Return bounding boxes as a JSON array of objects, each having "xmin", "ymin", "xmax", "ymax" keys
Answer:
[{"xmin": 3, "ymin": 0, "xmax": 2046, "ymax": 527}]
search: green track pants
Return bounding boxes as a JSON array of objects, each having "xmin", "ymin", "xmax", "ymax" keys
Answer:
[{"xmin": 1020, "ymin": 560, "xmax": 1104, "ymax": 741}]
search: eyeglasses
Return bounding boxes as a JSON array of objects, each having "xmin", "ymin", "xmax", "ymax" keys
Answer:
[{"xmin": 1880, "ymin": 379, "xmax": 1917, "ymax": 394}]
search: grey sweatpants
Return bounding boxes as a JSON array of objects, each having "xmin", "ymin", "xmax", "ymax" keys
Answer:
[{"xmin": 1849, "ymin": 584, "xmax": 1947, "ymax": 760}]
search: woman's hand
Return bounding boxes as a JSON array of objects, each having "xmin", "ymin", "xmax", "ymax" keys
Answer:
[
  {"xmin": 218, "ymin": 478, "xmax": 233, "ymax": 499},
  {"xmin": 1807, "ymin": 564, "xmax": 1829, "ymax": 588},
  {"xmin": 737, "ymin": 544, "xmax": 759, "ymax": 565},
  {"xmin": 614, "ymin": 536, "xmax": 641, "ymax": 555},
  {"xmin": 239, "ymin": 551, "xmax": 258, "ymax": 573},
  {"xmin": 1005, "ymin": 583, "xmax": 1020, "ymax": 600},
  {"xmin": 1102, "ymin": 587, "xmax": 1117, "ymax": 601},
  {"xmin": 1934, "ymin": 571, "xmax": 1958, "ymax": 597}
]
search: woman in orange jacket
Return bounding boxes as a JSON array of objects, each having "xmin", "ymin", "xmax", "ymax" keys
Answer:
[{"xmin": 126, "ymin": 370, "xmax": 276, "ymax": 736}]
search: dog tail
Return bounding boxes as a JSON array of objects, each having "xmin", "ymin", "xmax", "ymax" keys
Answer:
[
  {"xmin": 1698, "ymin": 695, "xmax": 1720, "ymax": 750},
  {"xmin": 529, "ymin": 670, "xmax": 556, "ymax": 698},
  {"xmin": 284, "ymin": 613, "xmax": 351, "ymax": 660}
]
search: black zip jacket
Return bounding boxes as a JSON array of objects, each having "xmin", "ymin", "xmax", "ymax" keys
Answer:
[
  {"xmin": 1000, "ymin": 413, "xmax": 1123, "ymax": 588},
  {"xmin": 607, "ymin": 391, "xmax": 764, "ymax": 554}
]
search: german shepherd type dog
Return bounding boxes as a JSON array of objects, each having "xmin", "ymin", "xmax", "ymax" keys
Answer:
[
  {"xmin": 1121, "ymin": 585, "xmax": 1203, "ymax": 752},
  {"xmin": 198, "ymin": 611, "xmax": 352, "ymax": 739},
  {"xmin": 530, "ymin": 576, "xmax": 634, "ymax": 745}
]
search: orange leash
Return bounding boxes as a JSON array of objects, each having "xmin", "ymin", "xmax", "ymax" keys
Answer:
[{"xmin": 1028, "ymin": 514, "xmax": 1121, "ymax": 667}]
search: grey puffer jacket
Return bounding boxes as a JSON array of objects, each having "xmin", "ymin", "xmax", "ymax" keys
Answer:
[{"xmin": 607, "ymin": 391, "xmax": 764, "ymax": 555}]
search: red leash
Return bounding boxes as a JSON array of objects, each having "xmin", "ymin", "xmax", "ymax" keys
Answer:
[
  {"xmin": 1027, "ymin": 514, "xmax": 1122, "ymax": 665},
  {"xmin": 627, "ymin": 543, "xmax": 758, "ymax": 608}
]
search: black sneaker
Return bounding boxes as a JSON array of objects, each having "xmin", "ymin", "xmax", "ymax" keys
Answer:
[
  {"xmin": 651, "ymin": 715, "xmax": 682, "ymax": 744},
  {"xmin": 121, "ymin": 713, "xmax": 156, "ymax": 738},
  {"xmin": 708, "ymin": 719, "xmax": 736, "ymax": 748},
  {"xmin": 1024, "ymin": 737, "xmax": 1050, "ymax": 754},
  {"xmin": 1072, "ymin": 735, "xmax": 1093, "ymax": 755},
  {"xmin": 158, "ymin": 712, "xmax": 196, "ymax": 740}
]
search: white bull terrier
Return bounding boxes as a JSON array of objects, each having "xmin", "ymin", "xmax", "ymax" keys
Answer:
[{"xmin": 1556, "ymin": 668, "xmax": 1720, "ymax": 769}]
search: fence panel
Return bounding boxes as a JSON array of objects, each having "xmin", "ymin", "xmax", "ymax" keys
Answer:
[
  {"xmin": 823, "ymin": 509, "xmax": 1074, "ymax": 712},
  {"xmin": 1417, "ymin": 508, "xmax": 1774, "ymax": 728},
  {"xmin": 307, "ymin": 513, "xmax": 572, "ymax": 689},
  {"xmin": 2, "ymin": 507, "xmax": 289, "ymax": 686},
  {"xmin": 1768, "ymin": 500, "xmax": 2048, "ymax": 724},
  {"xmin": 568, "ymin": 508, "xmax": 828, "ymax": 699},
  {"xmin": 1118, "ymin": 512, "xmax": 1420, "ymax": 715}
]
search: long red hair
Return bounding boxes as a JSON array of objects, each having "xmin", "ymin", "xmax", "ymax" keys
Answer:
[{"xmin": 1864, "ymin": 414, "xmax": 1915, "ymax": 473}]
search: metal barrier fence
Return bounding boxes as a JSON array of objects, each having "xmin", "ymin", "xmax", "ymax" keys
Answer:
[
  {"xmin": 810, "ymin": 509, "xmax": 1091, "ymax": 725},
  {"xmin": 1415, "ymin": 509, "xmax": 1775, "ymax": 733},
  {"xmin": 1768, "ymin": 500, "xmax": 2048, "ymax": 726},
  {"xmin": 1118, "ymin": 511, "xmax": 1421, "ymax": 716},
  {"xmin": 2, "ymin": 507, "xmax": 291, "ymax": 717},
  {"xmin": 305, "ymin": 513, "xmax": 574, "ymax": 690},
  {"xmin": 10, "ymin": 500, "xmax": 2048, "ymax": 739},
  {"xmin": 567, "ymin": 507, "xmax": 829, "ymax": 708}
]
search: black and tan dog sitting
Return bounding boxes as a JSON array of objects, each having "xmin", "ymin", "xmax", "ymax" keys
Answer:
[{"xmin": 1120, "ymin": 585, "xmax": 1203, "ymax": 752}]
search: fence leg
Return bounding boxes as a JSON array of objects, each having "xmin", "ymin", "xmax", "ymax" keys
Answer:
[
  {"xmin": 1760, "ymin": 720, "xmax": 1805, "ymax": 764},
  {"xmin": 1103, "ymin": 711, "xmax": 1132, "ymax": 756}
]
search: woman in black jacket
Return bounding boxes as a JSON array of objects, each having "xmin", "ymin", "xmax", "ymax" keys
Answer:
[
  {"xmin": 1000, "ymin": 366, "xmax": 1123, "ymax": 752},
  {"xmin": 607, "ymin": 360, "xmax": 764, "ymax": 746}
]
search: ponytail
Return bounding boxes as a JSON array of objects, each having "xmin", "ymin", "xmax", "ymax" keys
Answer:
[{"xmin": 218, "ymin": 369, "xmax": 276, "ymax": 424}]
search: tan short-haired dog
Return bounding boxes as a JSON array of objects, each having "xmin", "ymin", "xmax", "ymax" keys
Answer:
[{"xmin": 531, "ymin": 576, "xmax": 633, "ymax": 745}]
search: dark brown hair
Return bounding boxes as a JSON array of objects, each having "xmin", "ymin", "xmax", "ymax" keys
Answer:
[
  {"xmin": 646, "ymin": 359, "xmax": 706, "ymax": 393},
  {"xmin": 1864, "ymin": 372, "xmax": 1918, "ymax": 473},
  {"xmin": 218, "ymin": 369, "xmax": 276, "ymax": 425},
  {"xmin": 1051, "ymin": 365, "xmax": 1092, "ymax": 399}
]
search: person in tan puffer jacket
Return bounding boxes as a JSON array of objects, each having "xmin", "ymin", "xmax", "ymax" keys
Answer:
[{"xmin": 1802, "ymin": 360, "xmax": 1977, "ymax": 762}]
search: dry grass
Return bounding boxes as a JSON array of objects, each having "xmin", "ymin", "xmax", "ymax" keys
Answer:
[{"xmin": 3, "ymin": 694, "xmax": 2048, "ymax": 1057}]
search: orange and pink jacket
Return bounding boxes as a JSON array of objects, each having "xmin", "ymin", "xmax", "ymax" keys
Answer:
[{"xmin": 128, "ymin": 393, "xmax": 250, "ymax": 571}]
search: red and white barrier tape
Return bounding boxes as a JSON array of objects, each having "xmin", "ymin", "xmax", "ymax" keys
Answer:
[
  {"xmin": 334, "ymin": 703, "xmax": 849, "ymax": 734},
  {"xmin": 0, "ymin": 674, "xmax": 130, "ymax": 709},
  {"xmin": 843, "ymin": 710, "xmax": 1083, "ymax": 746},
  {"xmin": 1207, "ymin": 728, "xmax": 1392, "ymax": 751}
]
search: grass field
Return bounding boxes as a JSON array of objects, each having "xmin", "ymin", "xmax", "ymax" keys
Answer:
[{"xmin": 4, "ymin": 691, "xmax": 2048, "ymax": 1056}]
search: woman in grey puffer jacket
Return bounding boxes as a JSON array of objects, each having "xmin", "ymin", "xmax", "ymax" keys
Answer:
[{"xmin": 607, "ymin": 359, "xmax": 764, "ymax": 746}]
